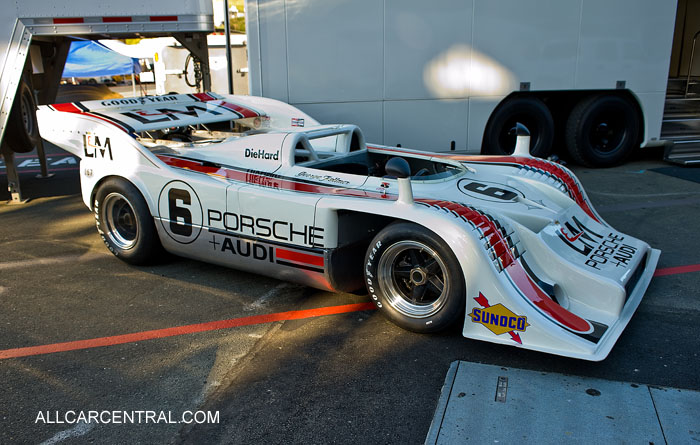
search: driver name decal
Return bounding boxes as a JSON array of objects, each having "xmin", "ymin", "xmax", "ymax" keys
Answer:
[{"xmin": 296, "ymin": 171, "xmax": 350, "ymax": 185}]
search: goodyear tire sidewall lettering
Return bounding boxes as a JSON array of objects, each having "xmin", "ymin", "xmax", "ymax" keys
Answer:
[
  {"xmin": 365, "ymin": 240, "xmax": 383, "ymax": 308},
  {"xmin": 94, "ymin": 198, "xmax": 119, "ymax": 257}
]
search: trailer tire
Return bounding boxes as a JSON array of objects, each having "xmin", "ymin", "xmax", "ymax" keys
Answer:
[
  {"xmin": 95, "ymin": 178, "xmax": 162, "ymax": 265},
  {"xmin": 565, "ymin": 94, "xmax": 640, "ymax": 167},
  {"xmin": 7, "ymin": 81, "xmax": 41, "ymax": 153},
  {"xmin": 483, "ymin": 97, "xmax": 554, "ymax": 158},
  {"xmin": 364, "ymin": 222, "xmax": 465, "ymax": 333}
]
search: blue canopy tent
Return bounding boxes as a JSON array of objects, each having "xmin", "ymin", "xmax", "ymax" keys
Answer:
[{"xmin": 62, "ymin": 40, "xmax": 141, "ymax": 78}]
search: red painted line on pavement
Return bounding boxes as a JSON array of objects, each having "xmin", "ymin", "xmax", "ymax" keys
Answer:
[
  {"xmin": 654, "ymin": 264, "xmax": 700, "ymax": 277},
  {"xmin": 0, "ymin": 302, "xmax": 376, "ymax": 360}
]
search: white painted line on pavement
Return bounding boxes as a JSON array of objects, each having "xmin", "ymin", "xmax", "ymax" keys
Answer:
[{"xmin": 39, "ymin": 422, "xmax": 95, "ymax": 445}]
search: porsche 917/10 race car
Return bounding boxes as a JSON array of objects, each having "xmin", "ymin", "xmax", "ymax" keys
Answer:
[{"xmin": 37, "ymin": 92, "xmax": 660, "ymax": 361}]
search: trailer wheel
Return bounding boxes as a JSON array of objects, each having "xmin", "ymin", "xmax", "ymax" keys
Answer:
[
  {"xmin": 7, "ymin": 81, "xmax": 41, "ymax": 153},
  {"xmin": 364, "ymin": 222, "xmax": 465, "ymax": 333},
  {"xmin": 94, "ymin": 178, "xmax": 162, "ymax": 265},
  {"xmin": 483, "ymin": 97, "xmax": 554, "ymax": 158},
  {"xmin": 565, "ymin": 94, "xmax": 640, "ymax": 167}
]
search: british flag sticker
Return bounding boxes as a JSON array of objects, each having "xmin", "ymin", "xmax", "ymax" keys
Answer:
[{"xmin": 291, "ymin": 118, "xmax": 305, "ymax": 127}]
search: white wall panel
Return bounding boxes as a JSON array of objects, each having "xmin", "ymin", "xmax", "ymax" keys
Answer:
[
  {"xmin": 472, "ymin": 0, "xmax": 580, "ymax": 92},
  {"xmin": 295, "ymin": 101, "xmax": 384, "ymax": 144},
  {"xmin": 467, "ymin": 97, "xmax": 500, "ymax": 153},
  {"xmin": 384, "ymin": 0, "xmax": 472, "ymax": 100},
  {"xmin": 634, "ymin": 92, "xmax": 667, "ymax": 143},
  {"xmin": 257, "ymin": 0, "xmax": 289, "ymax": 101},
  {"xmin": 576, "ymin": 0, "xmax": 676, "ymax": 92},
  {"xmin": 383, "ymin": 99, "xmax": 468, "ymax": 151},
  {"xmin": 285, "ymin": 0, "xmax": 383, "ymax": 103}
]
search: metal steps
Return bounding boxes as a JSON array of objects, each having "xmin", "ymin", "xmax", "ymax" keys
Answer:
[
  {"xmin": 661, "ymin": 78, "xmax": 700, "ymax": 165},
  {"xmin": 663, "ymin": 139, "xmax": 700, "ymax": 165}
]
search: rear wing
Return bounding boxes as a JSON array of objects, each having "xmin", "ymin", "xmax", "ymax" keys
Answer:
[{"xmin": 41, "ymin": 92, "xmax": 267, "ymax": 134}]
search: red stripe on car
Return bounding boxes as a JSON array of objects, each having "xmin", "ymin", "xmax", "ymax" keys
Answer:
[
  {"xmin": 217, "ymin": 102, "xmax": 259, "ymax": 118},
  {"xmin": 192, "ymin": 93, "xmax": 215, "ymax": 101},
  {"xmin": 422, "ymin": 198, "xmax": 593, "ymax": 334},
  {"xmin": 369, "ymin": 146, "xmax": 600, "ymax": 224},
  {"xmin": 156, "ymin": 155, "xmax": 393, "ymax": 200},
  {"xmin": 50, "ymin": 103, "xmax": 131, "ymax": 133},
  {"xmin": 276, "ymin": 248, "xmax": 324, "ymax": 267},
  {"xmin": 51, "ymin": 102, "xmax": 83, "ymax": 113}
]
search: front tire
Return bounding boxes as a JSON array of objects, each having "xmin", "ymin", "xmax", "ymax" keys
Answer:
[
  {"xmin": 364, "ymin": 222, "xmax": 465, "ymax": 333},
  {"xmin": 94, "ymin": 178, "xmax": 161, "ymax": 265}
]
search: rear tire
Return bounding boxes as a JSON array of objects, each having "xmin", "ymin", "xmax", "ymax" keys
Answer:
[
  {"xmin": 364, "ymin": 222, "xmax": 465, "ymax": 333},
  {"xmin": 483, "ymin": 96, "xmax": 554, "ymax": 158},
  {"xmin": 565, "ymin": 94, "xmax": 640, "ymax": 167},
  {"xmin": 94, "ymin": 178, "xmax": 162, "ymax": 265},
  {"xmin": 7, "ymin": 81, "xmax": 41, "ymax": 154}
]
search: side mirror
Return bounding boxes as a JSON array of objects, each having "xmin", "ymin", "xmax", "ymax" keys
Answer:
[
  {"xmin": 385, "ymin": 157, "xmax": 411, "ymax": 178},
  {"xmin": 385, "ymin": 157, "xmax": 414, "ymax": 205}
]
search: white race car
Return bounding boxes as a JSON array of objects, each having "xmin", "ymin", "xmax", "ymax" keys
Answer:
[{"xmin": 37, "ymin": 92, "xmax": 660, "ymax": 361}]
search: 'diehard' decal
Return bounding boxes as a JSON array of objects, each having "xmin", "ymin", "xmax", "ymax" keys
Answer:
[
  {"xmin": 469, "ymin": 293, "xmax": 528, "ymax": 344},
  {"xmin": 158, "ymin": 181, "xmax": 203, "ymax": 244},
  {"xmin": 245, "ymin": 148, "xmax": 279, "ymax": 160}
]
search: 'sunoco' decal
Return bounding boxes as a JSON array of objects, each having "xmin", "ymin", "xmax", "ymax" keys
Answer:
[
  {"xmin": 457, "ymin": 179, "xmax": 522, "ymax": 202},
  {"xmin": 158, "ymin": 180, "xmax": 203, "ymax": 244},
  {"xmin": 468, "ymin": 293, "xmax": 529, "ymax": 344}
]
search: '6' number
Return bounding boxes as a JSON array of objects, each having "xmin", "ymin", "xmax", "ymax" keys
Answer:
[
  {"xmin": 169, "ymin": 188, "xmax": 192, "ymax": 236},
  {"xmin": 463, "ymin": 182, "xmax": 517, "ymax": 201}
]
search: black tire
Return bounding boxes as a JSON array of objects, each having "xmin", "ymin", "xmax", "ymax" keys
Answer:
[
  {"xmin": 483, "ymin": 96, "xmax": 554, "ymax": 158},
  {"xmin": 364, "ymin": 222, "xmax": 465, "ymax": 333},
  {"xmin": 94, "ymin": 178, "xmax": 162, "ymax": 265},
  {"xmin": 565, "ymin": 94, "xmax": 640, "ymax": 167},
  {"xmin": 7, "ymin": 81, "xmax": 41, "ymax": 153}
]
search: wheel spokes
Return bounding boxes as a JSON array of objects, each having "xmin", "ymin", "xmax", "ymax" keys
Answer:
[
  {"xmin": 378, "ymin": 240, "xmax": 452, "ymax": 318},
  {"xmin": 408, "ymin": 249, "xmax": 423, "ymax": 267},
  {"xmin": 394, "ymin": 264, "xmax": 411, "ymax": 280},
  {"xmin": 427, "ymin": 275, "xmax": 444, "ymax": 295},
  {"xmin": 423, "ymin": 258, "xmax": 439, "ymax": 273},
  {"xmin": 411, "ymin": 284, "xmax": 427, "ymax": 303}
]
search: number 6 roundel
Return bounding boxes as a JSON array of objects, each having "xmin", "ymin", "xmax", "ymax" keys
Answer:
[{"xmin": 158, "ymin": 180, "xmax": 203, "ymax": 244}]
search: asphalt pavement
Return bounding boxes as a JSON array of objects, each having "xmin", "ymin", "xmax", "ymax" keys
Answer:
[{"xmin": 1, "ymin": 145, "xmax": 699, "ymax": 444}]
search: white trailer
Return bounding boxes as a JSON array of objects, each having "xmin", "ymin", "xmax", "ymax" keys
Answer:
[
  {"xmin": 246, "ymin": 0, "xmax": 700, "ymax": 166},
  {"xmin": 0, "ymin": 0, "xmax": 215, "ymax": 201}
]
